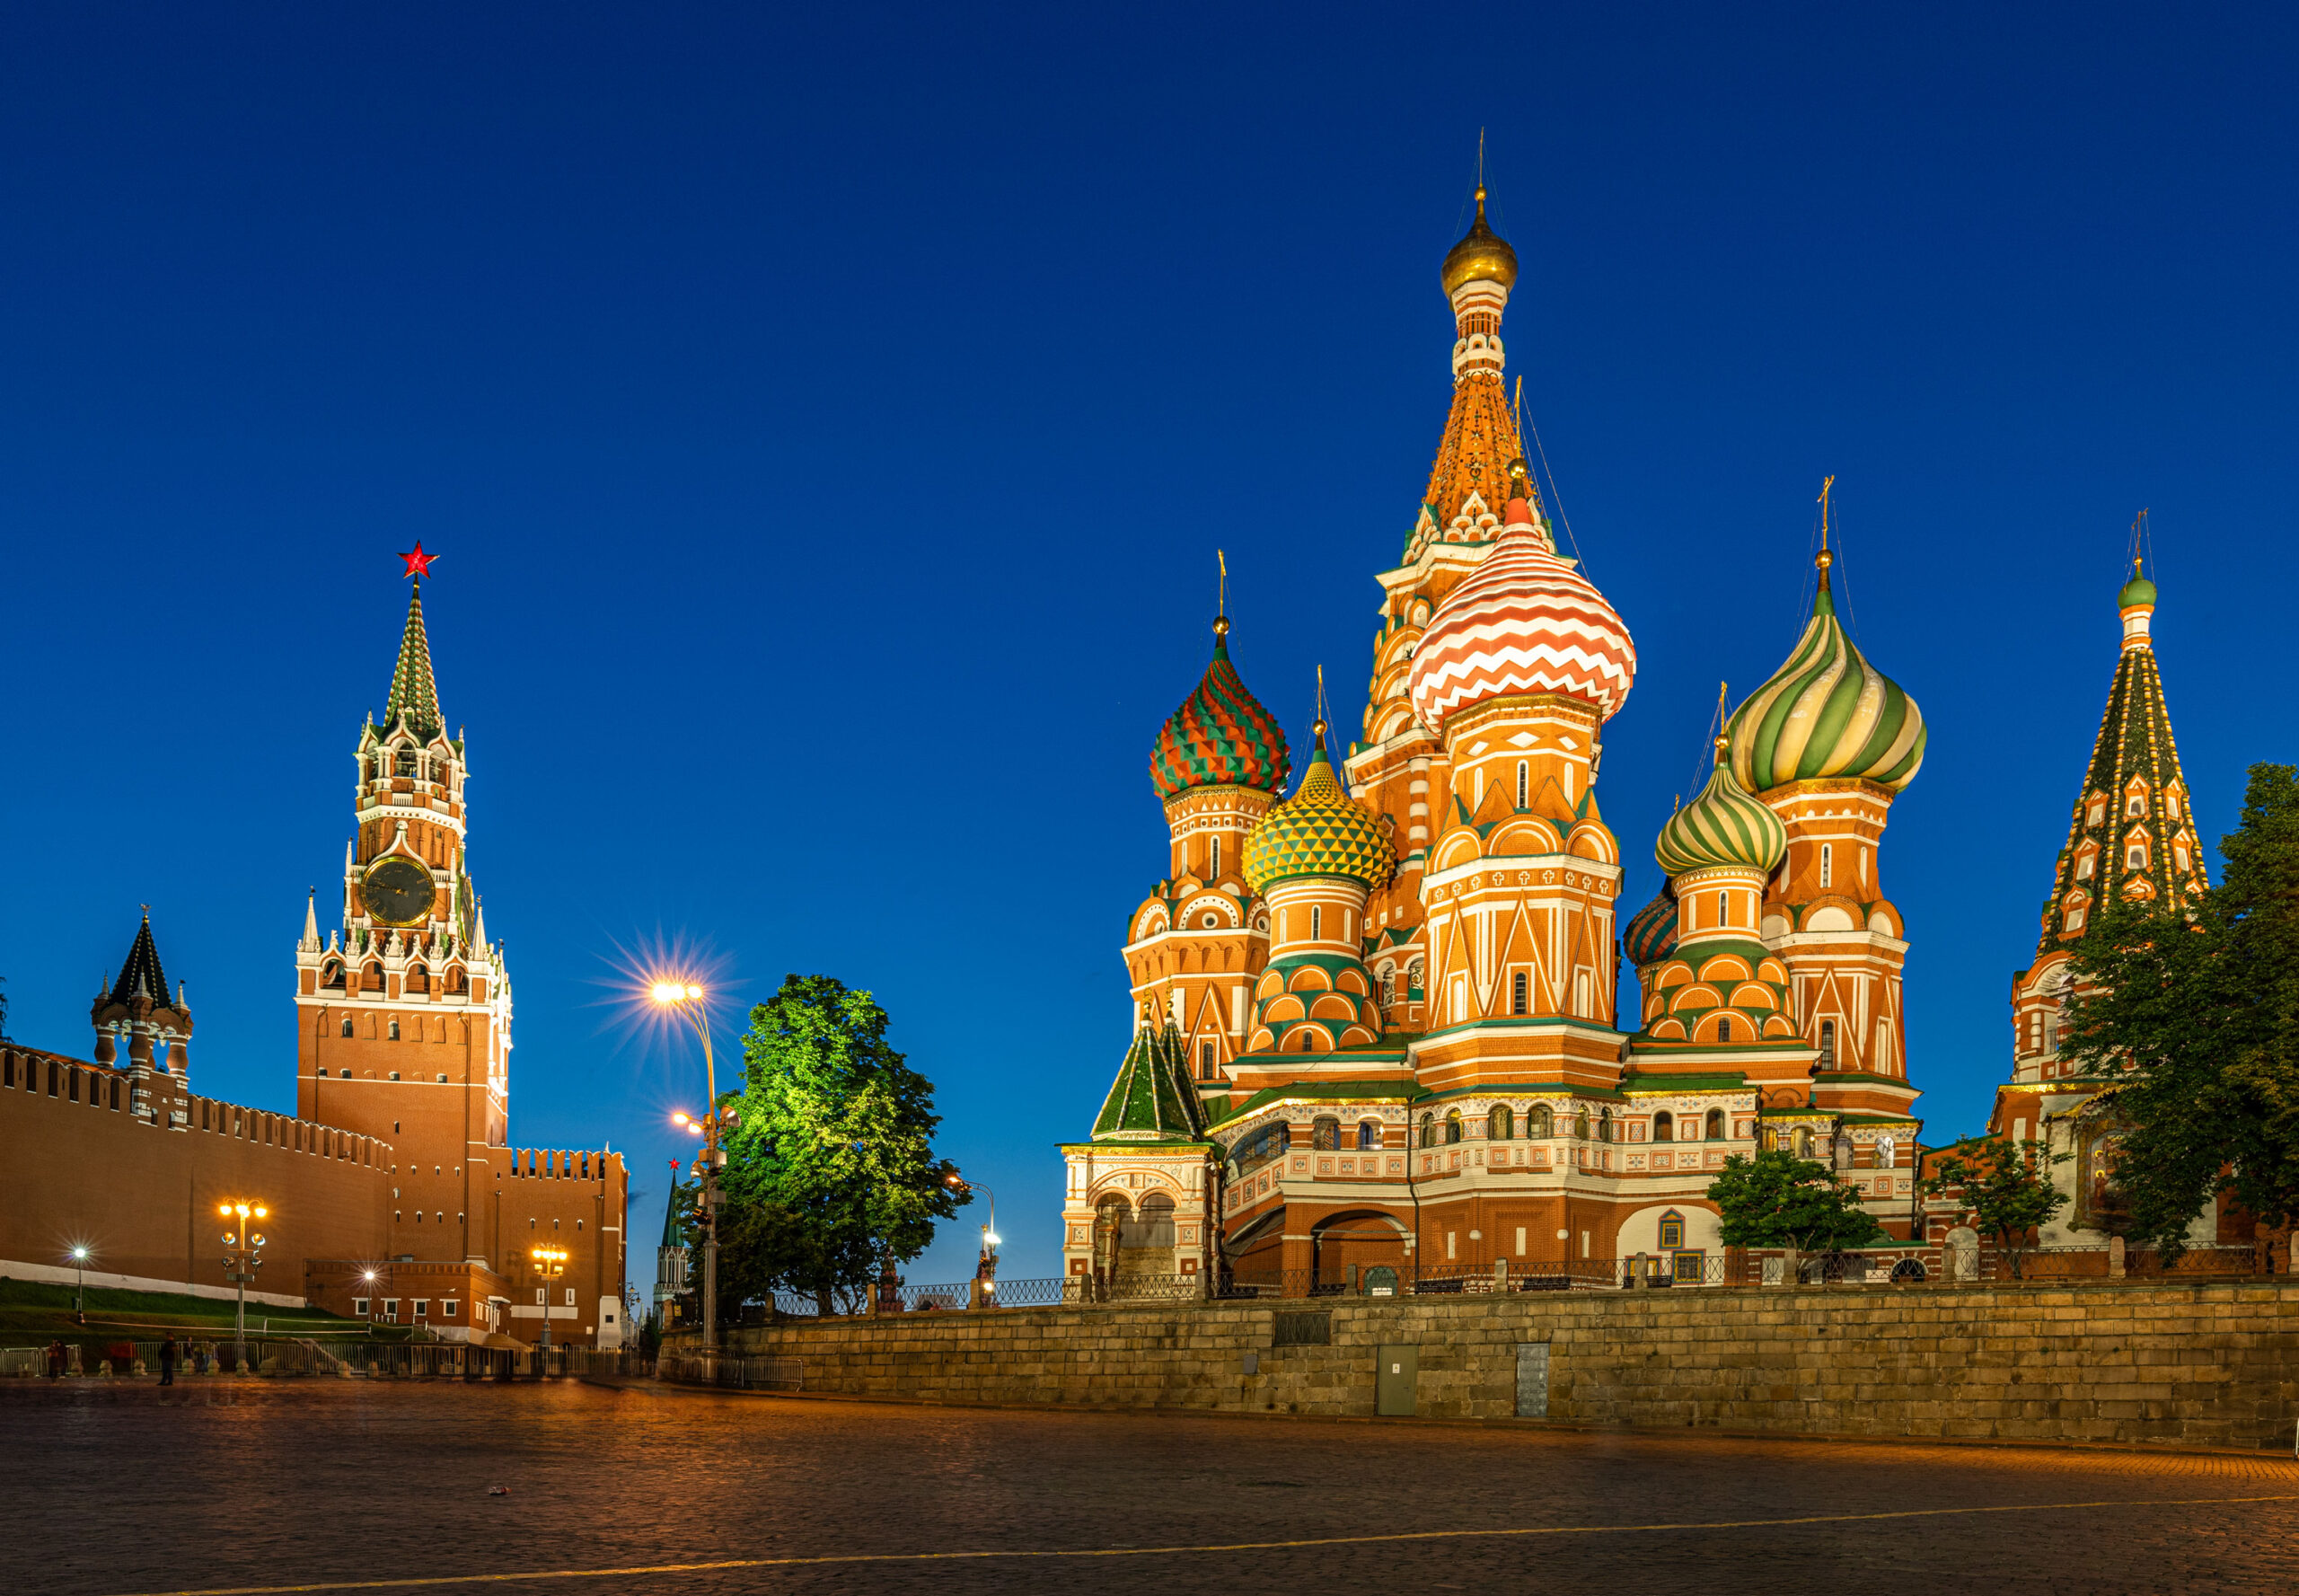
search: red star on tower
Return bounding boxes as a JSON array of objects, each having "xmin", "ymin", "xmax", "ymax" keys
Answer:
[{"xmin": 399, "ymin": 542, "xmax": 438, "ymax": 581}]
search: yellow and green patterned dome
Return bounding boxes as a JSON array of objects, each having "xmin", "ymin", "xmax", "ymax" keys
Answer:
[
  {"xmin": 1656, "ymin": 739, "xmax": 1788, "ymax": 877},
  {"xmin": 1242, "ymin": 723, "xmax": 1394, "ymax": 894},
  {"xmin": 1728, "ymin": 550, "xmax": 1925, "ymax": 794}
]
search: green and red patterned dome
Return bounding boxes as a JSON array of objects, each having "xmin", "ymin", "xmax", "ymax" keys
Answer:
[
  {"xmin": 1623, "ymin": 888, "xmax": 1678, "ymax": 967},
  {"xmin": 1150, "ymin": 618, "xmax": 1292, "ymax": 800}
]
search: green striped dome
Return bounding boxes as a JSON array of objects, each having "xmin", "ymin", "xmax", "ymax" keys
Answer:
[
  {"xmin": 1242, "ymin": 729, "xmax": 1394, "ymax": 894},
  {"xmin": 1656, "ymin": 751, "xmax": 1787, "ymax": 877},
  {"xmin": 1728, "ymin": 560, "xmax": 1925, "ymax": 795}
]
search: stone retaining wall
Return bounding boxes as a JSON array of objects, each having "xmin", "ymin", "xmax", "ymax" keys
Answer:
[{"xmin": 693, "ymin": 1281, "xmax": 2299, "ymax": 1450}]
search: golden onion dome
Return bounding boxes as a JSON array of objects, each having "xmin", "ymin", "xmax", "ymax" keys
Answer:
[
  {"xmin": 1440, "ymin": 185, "xmax": 1519, "ymax": 296},
  {"xmin": 1242, "ymin": 721, "xmax": 1394, "ymax": 895}
]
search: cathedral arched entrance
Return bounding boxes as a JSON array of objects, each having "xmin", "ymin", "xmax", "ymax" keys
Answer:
[{"xmin": 1310, "ymin": 1210, "xmax": 1407, "ymax": 1292}]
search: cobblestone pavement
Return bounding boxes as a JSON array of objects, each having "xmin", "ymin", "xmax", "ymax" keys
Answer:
[{"xmin": 4, "ymin": 1379, "xmax": 2295, "ymax": 1596}]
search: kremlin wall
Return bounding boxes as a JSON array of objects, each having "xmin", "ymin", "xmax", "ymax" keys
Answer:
[{"xmin": 0, "ymin": 568, "xmax": 630, "ymax": 1348}]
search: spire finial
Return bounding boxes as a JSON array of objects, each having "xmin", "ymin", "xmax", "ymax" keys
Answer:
[
  {"xmin": 1313, "ymin": 664, "xmax": 1329, "ymax": 748},
  {"xmin": 1713, "ymin": 681, "xmax": 1730, "ymax": 763},
  {"xmin": 1815, "ymin": 475, "xmax": 1837, "ymax": 592},
  {"xmin": 1213, "ymin": 549, "xmax": 1229, "ymax": 641},
  {"xmin": 1476, "ymin": 127, "xmax": 1485, "ymax": 198}
]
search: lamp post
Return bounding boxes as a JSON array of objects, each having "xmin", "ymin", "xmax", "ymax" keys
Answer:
[
  {"xmin": 946, "ymin": 1173, "xmax": 999, "ymax": 1302},
  {"xmin": 653, "ymin": 983, "xmax": 722, "ymax": 1350},
  {"xmin": 531, "ymin": 1246, "xmax": 568, "ymax": 1361},
  {"xmin": 68, "ymin": 1247, "xmax": 89, "ymax": 1324},
  {"xmin": 218, "ymin": 1201, "xmax": 269, "ymax": 1366}
]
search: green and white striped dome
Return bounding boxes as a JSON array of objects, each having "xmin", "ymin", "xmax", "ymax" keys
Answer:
[
  {"xmin": 1728, "ymin": 552, "xmax": 1925, "ymax": 795},
  {"xmin": 1656, "ymin": 745, "xmax": 1787, "ymax": 877}
]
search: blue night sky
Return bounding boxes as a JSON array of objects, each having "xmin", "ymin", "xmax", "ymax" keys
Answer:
[{"xmin": 2, "ymin": 6, "xmax": 2294, "ymax": 1284}]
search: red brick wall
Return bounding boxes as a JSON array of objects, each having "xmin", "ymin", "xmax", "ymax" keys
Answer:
[{"xmin": 0, "ymin": 1046, "xmax": 391, "ymax": 1301}]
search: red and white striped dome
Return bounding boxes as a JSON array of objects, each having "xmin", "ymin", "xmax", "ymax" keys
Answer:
[{"xmin": 1407, "ymin": 499, "xmax": 1636, "ymax": 728}]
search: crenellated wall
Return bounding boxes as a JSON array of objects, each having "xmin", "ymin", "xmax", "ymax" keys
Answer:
[{"xmin": 0, "ymin": 1045, "xmax": 392, "ymax": 1305}]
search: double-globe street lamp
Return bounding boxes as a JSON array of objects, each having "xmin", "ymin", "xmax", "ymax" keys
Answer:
[
  {"xmin": 653, "ymin": 983, "xmax": 723, "ymax": 1350},
  {"xmin": 218, "ymin": 1200, "xmax": 269, "ymax": 1365}
]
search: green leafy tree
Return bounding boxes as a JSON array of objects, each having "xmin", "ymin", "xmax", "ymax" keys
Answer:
[
  {"xmin": 2060, "ymin": 763, "xmax": 2299, "ymax": 1257},
  {"xmin": 1918, "ymin": 1135, "xmax": 2071, "ymax": 1278},
  {"xmin": 717, "ymin": 974, "xmax": 967, "ymax": 1317},
  {"xmin": 1706, "ymin": 1150, "xmax": 1885, "ymax": 1264}
]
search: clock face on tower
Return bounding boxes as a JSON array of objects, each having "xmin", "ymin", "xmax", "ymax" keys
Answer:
[{"xmin": 360, "ymin": 855, "xmax": 436, "ymax": 926}]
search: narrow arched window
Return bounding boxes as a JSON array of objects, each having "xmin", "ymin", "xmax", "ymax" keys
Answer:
[
  {"xmin": 1716, "ymin": 890, "xmax": 1729, "ymax": 926},
  {"xmin": 1357, "ymin": 1119, "xmax": 1380, "ymax": 1150},
  {"xmin": 1653, "ymin": 1110, "xmax": 1674, "ymax": 1142},
  {"xmin": 1418, "ymin": 1113, "xmax": 1435, "ymax": 1149},
  {"xmin": 1516, "ymin": 762, "xmax": 1528, "ymax": 808},
  {"xmin": 1819, "ymin": 843, "xmax": 1832, "ymax": 889},
  {"xmin": 1488, "ymin": 1105, "xmax": 1513, "ymax": 1140},
  {"xmin": 1310, "ymin": 906, "xmax": 1323, "ymax": 940},
  {"xmin": 388, "ymin": 1018, "xmax": 401, "ymax": 1041},
  {"xmin": 1209, "ymin": 836, "xmax": 1221, "ymax": 880},
  {"xmin": 1511, "ymin": 971, "xmax": 1528, "ymax": 1015},
  {"xmin": 1312, "ymin": 1116, "xmax": 1341, "ymax": 1151},
  {"xmin": 1819, "ymin": 1018, "xmax": 1837, "ymax": 1067},
  {"xmin": 1718, "ymin": 1017, "xmax": 1732, "ymax": 1044},
  {"xmin": 1704, "ymin": 1108, "xmax": 1724, "ymax": 1139},
  {"xmin": 1444, "ymin": 1111, "xmax": 1463, "ymax": 1144},
  {"xmin": 340, "ymin": 1017, "xmax": 354, "ymax": 1037}
]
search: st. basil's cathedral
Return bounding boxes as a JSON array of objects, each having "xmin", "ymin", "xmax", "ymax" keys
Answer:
[{"xmin": 1063, "ymin": 185, "xmax": 2004, "ymax": 1292}]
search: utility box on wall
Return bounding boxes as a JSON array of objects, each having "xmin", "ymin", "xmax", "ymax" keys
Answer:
[
  {"xmin": 1375, "ymin": 1344, "xmax": 1417, "ymax": 1415},
  {"xmin": 1515, "ymin": 1342, "xmax": 1549, "ymax": 1417}
]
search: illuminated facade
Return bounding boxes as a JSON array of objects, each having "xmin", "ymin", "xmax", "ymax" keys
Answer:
[{"xmin": 1061, "ymin": 190, "xmax": 1932, "ymax": 1290}]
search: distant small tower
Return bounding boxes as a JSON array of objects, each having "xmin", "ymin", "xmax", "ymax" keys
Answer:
[{"xmin": 91, "ymin": 910, "xmax": 194, "ymax": 1127}]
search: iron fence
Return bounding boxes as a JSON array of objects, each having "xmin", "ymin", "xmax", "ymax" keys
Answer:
[
  {"xmin": 0, "ymin": 1338, "xmax": 643, "ymax": 1378},
  {"xmin": 657, "ymin": 1352, "xmax": 803, "ymax": 1391}
]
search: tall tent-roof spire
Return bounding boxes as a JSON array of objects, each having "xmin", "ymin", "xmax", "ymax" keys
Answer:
[
  {"xmin": 109, "ymin": 911, "xmax": 171, "ymax": 1007},
  {"xmin": 2034, "ymin": 554, "xmax": 2204, "ymax": 950},
  {"xmin": 383, "ymin": 580, "xmax": 445, "ymax": 741}
]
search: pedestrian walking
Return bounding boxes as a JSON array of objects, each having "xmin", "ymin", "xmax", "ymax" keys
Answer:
[
  {"xmin": 158, "ymin": 1335, "xmax": 177, "ymax": 1386},
  {"xmin": 46, "ymin": 1339, "xmax": 66, "ymax": 1379}
]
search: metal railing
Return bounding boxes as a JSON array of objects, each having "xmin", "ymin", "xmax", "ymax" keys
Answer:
[
  {"xmin": 658, "ymin": 1352, "xmax": 803, "ymax": 1391},
  {"xmin": 0, "ymin": 1339, "xmax": 646, "ymax": 1378}
]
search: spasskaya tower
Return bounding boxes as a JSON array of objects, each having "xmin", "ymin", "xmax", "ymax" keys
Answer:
[{"xmin": 294, "ymin": 544, "xmax": 513, "ymax": 1236}]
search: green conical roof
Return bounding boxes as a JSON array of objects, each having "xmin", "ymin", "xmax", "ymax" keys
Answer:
[
  {"xmin": 1090, "ymin": 1023, "xmax": 1203, "ymax": 1142},
  {"xmin": 383, "ymin": 583, "xmax": 444, "ymax": 740},
  {"xmin": 2035, "ymin": 574, "xmax": 2205, "ymax": 951}
]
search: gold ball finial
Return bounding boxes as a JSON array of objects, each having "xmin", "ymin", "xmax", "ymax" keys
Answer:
[
  {"xmin": 1816, "ymin": 548, "xmax": 1834, "ymax": 571},
  {"xmin": 1212, "ymin": 614, "xmax": 1230, "ymax": 639},
  {"xmin": 1713, "ymin": 733, "xmax": 1730, "ymax": 763},
  {"xmin": 1312, "ymin": 717, "xmax": 1328, "ymax": 745},
  {"xmin": 1440, "ymin": 185, "xmax": 1519, "ymax": 296}
]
